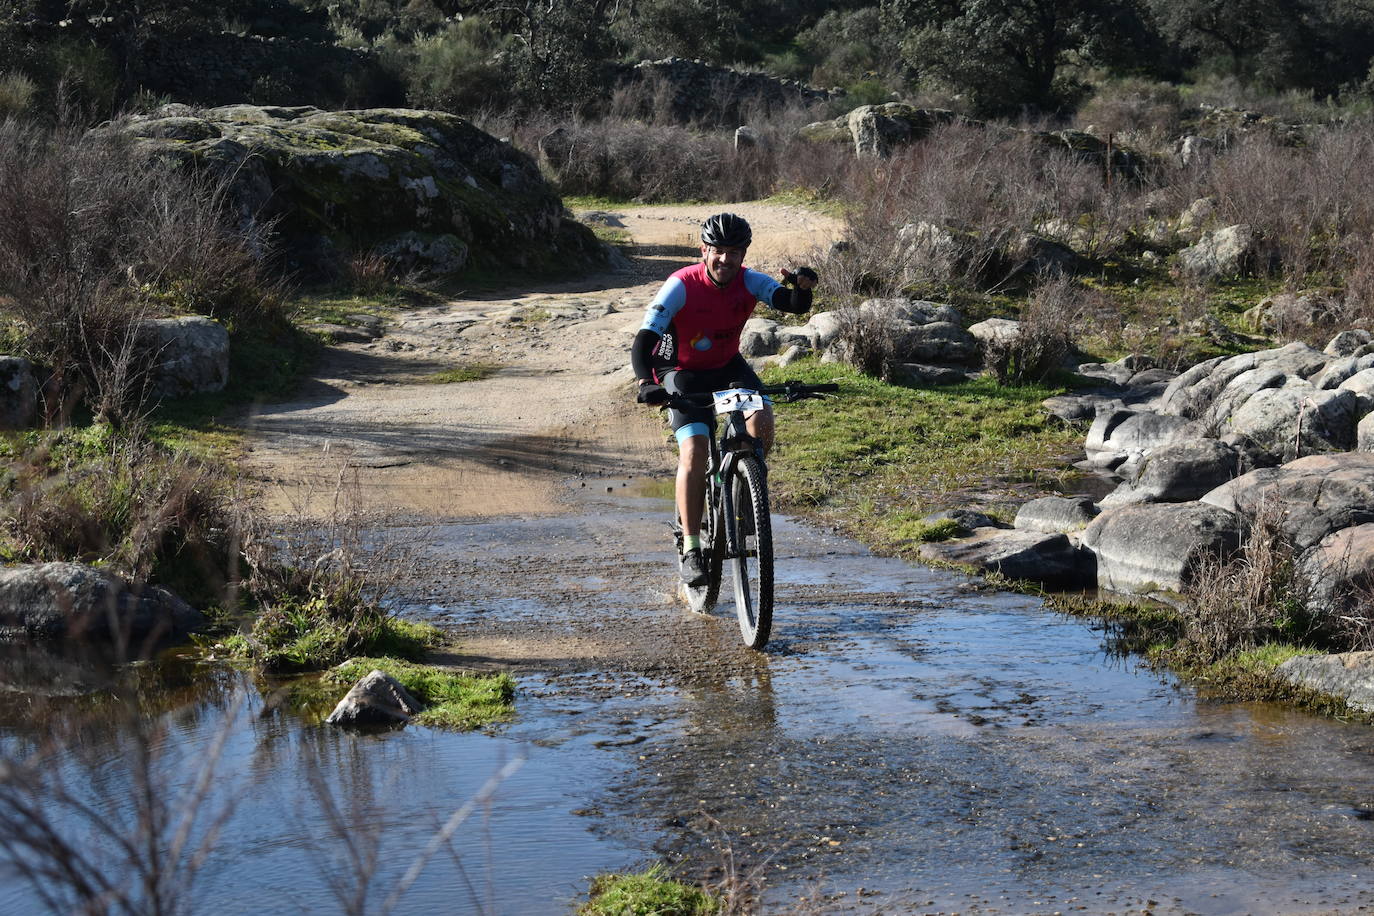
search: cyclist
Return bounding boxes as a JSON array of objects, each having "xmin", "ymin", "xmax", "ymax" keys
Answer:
[{"xmin": 630, "ymin": 212, "xmax": 817, "ymax": 587}]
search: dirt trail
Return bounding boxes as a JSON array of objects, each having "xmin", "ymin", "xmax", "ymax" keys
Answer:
[{"xmin": 242, "ymin": 201, "xmax": 841, "ymax": 518}]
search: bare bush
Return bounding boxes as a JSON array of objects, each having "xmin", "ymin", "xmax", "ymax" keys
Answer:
[
  {"xmin": 0, "ymin": 428, "xmax": 241, "ymax": 603},
  {"xmin": 1073, "ymin": 79, "xmax": 1186, "ymax": 150},
  {"xmin": 0, "ymin": 115, "xmax": 278, "ymax": 426},
  {"xmin": 983, "ymin": 275, "xmax": 1086, "ymax": 384},
  {"xmin": 1181, "ymin": 501, "xmax": 1312, "ymax": 662},
  {"xmin": 832, "ymin": 303, "xmax": 906, "ymax": 379}
]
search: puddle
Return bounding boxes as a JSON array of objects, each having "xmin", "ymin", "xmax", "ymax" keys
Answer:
[{"xmin": 7, "ymin": 485, "xmax": 1374, "ymax": 914}]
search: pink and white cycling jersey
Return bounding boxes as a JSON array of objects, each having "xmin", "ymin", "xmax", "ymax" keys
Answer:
[{"xmin": 640, "ymin": 263, "xmax": 781, "ymax": 371}]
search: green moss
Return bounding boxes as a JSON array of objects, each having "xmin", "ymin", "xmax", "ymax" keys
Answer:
[
  {"xmin": 422, "ymin": 363, "xmax": 500, "ymax": 384},
  {"xmin": 581, "ymin": 864, "xmax": 720, "ymax": 916},
  {"xmin": 229, "ymin": 600, "xmax": 441, "ymax": 674},
  {"xmin": 326, "ymin": 657, "xmax": 515, "ymax": 730}
]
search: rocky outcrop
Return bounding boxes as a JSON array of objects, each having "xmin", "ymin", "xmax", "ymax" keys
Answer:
[
  {"xmin": 0, "ymin": 562, "xmax": 202, "ymax": 641},
  {"xmin": 1276, "ymin": 652, "xmax": 1374, "ymax": 713},
  {"xmin": 1202, "ymin": 452, "xmax": 1374, "ymax": 550},
  {"xmin": 139, "ymin": 316, "xmax": 230, "ymax": 399},
  {"xmin": 326, "ymin": 669, "xmax": 425, "ymax": 728},
  {"xmin": 919, "ymin": 529, "xmax": 1090, "ymax": 585},
  {"xmin": 121, "ymin": 106, "xmax": 606, "ymax": 279},
  {"xmin": 1177, "ymin": 224, "xmax": 1275, "ymax": 278},
  {"xmin": 1082, "ymin": 502, "xmax": 1242, "ymax": 594}
]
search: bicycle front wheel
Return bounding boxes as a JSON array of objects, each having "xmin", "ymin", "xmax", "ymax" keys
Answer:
[{"xmin": 728, "ymin": 455, "xmax": 773, "ymax": 649}]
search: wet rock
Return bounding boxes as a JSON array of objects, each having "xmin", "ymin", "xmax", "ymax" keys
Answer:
[
  {"xmin": 1201, "ymin": 452, "xmax": 1374, "ymax": 549},
  {"xmin": 1276, "ymin": 652, "xmax": 1374, "ymax": 713},
  {"xmin": 1014, "ymin": 496, "xmax": 1100, "ymax": 534},
  {"xmin": 920, "ymin": 508, "xmax": 1008, "ymax": 535},
  {"xmin": 918, "ymin": 529, "xmax": 1091, "ymax": 585},
  {"xmin": 326, "ymin": 669, "xmax": 425, "ymax": 727},
  {"xmin": 0, "ymin": 356, "xmax": 38, "ymax": 429},
  {"xmin": 1082, "ymin": 502, "xmax": 1242, "ymax": 594},
  {"xmin": 0, "ymin": 562, "xmax": 202, "ymax": 641},
  {"xmin": 1100, "ymin": 438, "xmax": 1240, "ymax": 507}
]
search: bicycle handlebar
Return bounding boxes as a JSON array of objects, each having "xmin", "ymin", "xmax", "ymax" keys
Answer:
[{"xmin": 663, "ymin": 381, "xmax": 839, "ymax": 410}]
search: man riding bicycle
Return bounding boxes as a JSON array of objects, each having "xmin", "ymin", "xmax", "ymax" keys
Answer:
[{"xmin": 630, "ymin": 212, "xmax": 817, "ymax": 587}]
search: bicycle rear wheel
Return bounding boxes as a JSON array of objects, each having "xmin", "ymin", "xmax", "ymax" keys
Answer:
[
  {"xmin": 682, "ymin": 490, "xmax": 724, "ymax": 614},
  {"xmin": 728, "ymin": 455, "xmax": 773, "ymax": 649}
]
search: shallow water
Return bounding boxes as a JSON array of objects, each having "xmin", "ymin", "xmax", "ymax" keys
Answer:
[{"xmin": 5, "ymin": 483, "xmax": 1374, "ymax": 914}]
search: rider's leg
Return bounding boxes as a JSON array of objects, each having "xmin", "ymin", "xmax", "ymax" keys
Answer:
[
  {"xmin": 677, "ymin": 432, "xmax": 708, "ymax": 536},
  {"xmin": 745, "ymin": 403, "xmax": 775, "ymax": 455}
]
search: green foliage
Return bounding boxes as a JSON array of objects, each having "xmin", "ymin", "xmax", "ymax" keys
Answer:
[
  {"xmin": 402, "ymin": 16, "xmax": 515, "ymax": 115},
  {"xmin": 581, "ymin": 864, "xmax": 720, "ymax": 916},
  {"xmin": 762, "ymin": 360, "xmax": 1081, "ymax": 545},
  {"xmin": 795, "ymin": 7, "xmax": 903, "ymax": 93},
  {"xmin": 326, "ymin": 657, "xmax": 515, "ymax": 729},
  {"xmin": 231, "ymin": 598, "xmax": 438, "ymax": 673},
  {"xmin": 883, "ymin": 0, "xmax": 1151, "ymax": 116}
]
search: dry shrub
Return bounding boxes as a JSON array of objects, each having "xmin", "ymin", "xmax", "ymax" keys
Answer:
[
  {"xmin": 0, "ymin": 427, "xmax": 241, "ymax": 603},
  {"xmin": 832, "ymin": 303, "xmax": 906, "ymax": 379},
  {"xmin": 345, "ymin": 248, "xmax": 395, "ymax": 295},
  {"xmin": 0, "ymin": 115, "xmax": 279, "ymax": 426},
  {"xmin": 829, "ymin": 123, "xmax": 1153, "ymax": 295},
  {"xmin": 1181, "ymin": 501, "xmax": 1312, "ymax": 662},
  {"xmin": 1073, "ymin": 79, "xmax": 1186, "ymax": 149},
  {"xmin": 983, "ymin": 274, "xmax": 1087, "ymax": 384},
  {"xmin": 0, "ymin": 71, "xmax": 37, "ymax": 118},
  {"xmin": 1180, "ymin": 126, "xmax": 1374, "ymax": 288}
]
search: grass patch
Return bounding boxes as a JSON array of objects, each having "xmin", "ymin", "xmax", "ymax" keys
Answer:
[
  {"xmin": 762, "ymin": 360, "xmax": 1083, "ymax": 549},
  {"xmin": 325, "ymin": 657, "xmax": 515, "ymax": 730},
  {"xmin": 226, "ymin": 602, "xmax": 442, "ymax": 674},
  {"xmin": 580, "ymin": 864, "xmax": 720, "ymax": 916},
  {"xmin": 422, "ymin": 363, "xmax": 500, "ymax": 384}
]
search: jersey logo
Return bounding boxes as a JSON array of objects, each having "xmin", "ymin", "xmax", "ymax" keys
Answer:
[{"xmin": 690, "ymin": 332, "xmax": 712, "ymax": 352}]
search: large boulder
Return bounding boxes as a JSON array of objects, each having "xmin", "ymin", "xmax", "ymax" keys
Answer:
[
  {"xmin": 1084, "ymin": 409, "xmax": 1197, "ymax": 468},
  {"xmin": 0, "ymin": 562, "xmax": 202, "ymax": 641},
  {"xmin": 325, "ymin": 669, "xmax": 424, "ymax": 727},
  {"xmin": 120, "ymin": 106, "xmax": 605, "ymax": 279},
  {"xmin": 1159, "ymin": 342, "xmax": 1331, "ymax": 420},
  {"xmin": 919, "ymin": 529, "xmax": 1091, "ymax": 586},
  {"xmin": 1299, "ymin": 523, "xmax": 1374, "ymax": 617},
  {"xmin": 1201, "ymin": 452, "xmax": 1374, "ymax": 549},
  {"xmin": 1014, "ymin": 496, "xmax": 1100, "ymax": 534},
  {"xmin": 139, "ymin": 316, "xmax": 230, "ymax": 399},
  {"xmin": 1276, "ymin": 652, "xmax": 1374, "ymax": 713},
  {"xmin": 1100, "ymin": 438, "xmax": 1240, "ymax": 506},
  {"xmin": 0, "ymin": 356, "xmax": 38, "ymax": 429},
  {"xmin": 1224, "ymin": 385, "xmax": 1358, "ymax": 461},
  {"xmin": 1081, "ymin": 502, "xmax": 1242, "ymax": 594},
  {"xmin": 1176, "ymin": 224, "xmax": 1273, "ymax": 279}
]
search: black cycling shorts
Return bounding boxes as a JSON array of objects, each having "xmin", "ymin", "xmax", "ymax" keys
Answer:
[{"xmin": 661, "ymin": 354, "xmax": 764, "ymax": 442}]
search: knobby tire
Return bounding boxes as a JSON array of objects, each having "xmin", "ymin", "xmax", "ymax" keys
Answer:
[{"xmin": 729, "ymin": 455, "xmax": 773, "ymax": 649}]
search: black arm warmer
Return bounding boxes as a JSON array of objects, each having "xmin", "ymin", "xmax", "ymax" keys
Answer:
[
  {"xmin": 770, "ymin": 285, "xmax": 813, "ymax": 315},
  {"xmin": 631, "ymin": 328, "xmax": 661, "ymax": 380}
]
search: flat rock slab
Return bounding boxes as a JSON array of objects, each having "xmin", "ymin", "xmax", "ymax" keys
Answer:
[
  {"xmin": 919, "ymin": 529, "xmax": 1090, "ymax": 585},
  {"xmin": 1277, "ymin": 652, "xmax": 1374, "ymax": 713}
]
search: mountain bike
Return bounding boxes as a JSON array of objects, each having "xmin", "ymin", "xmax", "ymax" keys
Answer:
[{"xmin": 666, "ymin": 380, "xmax": 838, "ymax": 649}]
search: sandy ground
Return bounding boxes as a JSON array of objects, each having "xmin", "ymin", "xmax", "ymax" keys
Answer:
[{"xmin": 240, "ymin": 201, "xmax": 841, "ymax": 518}]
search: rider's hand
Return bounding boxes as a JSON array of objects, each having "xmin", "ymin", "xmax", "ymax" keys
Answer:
[
  {"xmin": 637, "ymin": 383, "xmax": 669, "ymax": 405},
  {"xmin": 781, "ymin": 267, "xmax": 818, "ymax": 290}
]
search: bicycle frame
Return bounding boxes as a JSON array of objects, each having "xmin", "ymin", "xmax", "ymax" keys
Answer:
[{"xmin": 708, "ymin": 405, "xmax": 764, "ymax": 562}]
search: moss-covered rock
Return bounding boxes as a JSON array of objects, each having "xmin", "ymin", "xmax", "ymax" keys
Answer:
[{"xmin": 118, "ymin": 105, "xmax": 606, "ymax": 280}]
